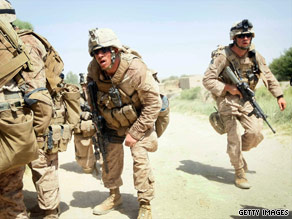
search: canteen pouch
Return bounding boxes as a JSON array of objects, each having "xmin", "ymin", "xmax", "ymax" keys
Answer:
[
  {"xmin": 155, "ymin": 95, "xmax": 170, "ymax": 137},
  {"xmin": 0, "ymin": 108, "xmax": 38, "ymax": 173},
  {"xmin": 62, "ymin": 84, "xmax": 81, "ymax": 127}
]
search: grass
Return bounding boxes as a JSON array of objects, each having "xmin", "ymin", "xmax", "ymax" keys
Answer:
[{"xmin": 170, "ymin": 85, "xmax": 292, "ymax": 136}]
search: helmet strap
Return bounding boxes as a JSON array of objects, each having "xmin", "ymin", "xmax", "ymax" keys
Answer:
[
  {"xmin": 234, "ymin": 38, "xmax": 252, "ymax": 50},
  {"xmin": 104, "ymin": 47, "xmax": 118, "ymax": 71}
]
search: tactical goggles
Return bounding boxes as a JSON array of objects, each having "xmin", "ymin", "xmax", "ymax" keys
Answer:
[
  {"xmin": 231, "ymin": 19, "xmax": 253, "ymax": 31},
  {"xmin": 236, "ymin": 33, "xmax": 252, "ymax": 39},
  {"xmin": 93, "ymin": 47, "xmax": 111, "ymax": 55}
]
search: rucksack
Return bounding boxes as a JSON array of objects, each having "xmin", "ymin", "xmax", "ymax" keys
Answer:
[
  {"xmin": 0, "ymin": 19, "xmax": 31, "ymax": 88},
  {"xmin": 123, "ymin": 46, "xmax": 170, "ymax": 137},
  {"xmin": 17, "ymin": 29, "xmax": 64, "ymax": 92}
]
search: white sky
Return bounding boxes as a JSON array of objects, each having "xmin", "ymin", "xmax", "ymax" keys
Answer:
[{"xmin": 12, "ymin": 0, "xmax": 292, "ymax": 79}]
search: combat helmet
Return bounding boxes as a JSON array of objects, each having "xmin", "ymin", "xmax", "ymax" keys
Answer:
[
  {"xmin": 230, "ymin": 19, "xmax": 255, "ymax": 40},
  {"xmin": 0, "ymin": 0, "xmax": 16, "ymax": 23},
  {"xmin": 88, "ymin": 28, "xmax": 122, "ymax": 57}
]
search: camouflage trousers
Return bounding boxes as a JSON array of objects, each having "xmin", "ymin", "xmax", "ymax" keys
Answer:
[
  {"xmin": 0, "ymin": 166, "xmax": 28, "ymax": 219},
  {"xmin": 221, "ymin": 113, "xmax": 264, "ymax": 170},
  {"xmin": 28, "ymin": 149, "xmax": 60, "ymax": 210},
  {"xmin": 74, "ymin": 134, "xmax": 96, "ymax": 171},
  {"xmin": 102, "ymin": 128, "xmax": 158, "ymax": 202}
]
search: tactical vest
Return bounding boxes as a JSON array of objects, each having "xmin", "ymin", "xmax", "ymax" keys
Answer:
[
  {"xmin": 212, "ymin": 45, "xmax": 268, "ymax": 90},
  {"xmin": 89, "ymin": 52, "xmax": 169, "ymax": 137},
  {"xmin": 45, "ymin": 84, "xmax": 81, "ymax": 153},
  {"xmin": 17, "ymin": 29, "xmax": 64, "ymax": 92}
]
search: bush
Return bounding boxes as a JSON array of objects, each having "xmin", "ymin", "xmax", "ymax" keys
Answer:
[{"xmin": 180, "ymin": 87, "xmax": 201, "ymax": 100}]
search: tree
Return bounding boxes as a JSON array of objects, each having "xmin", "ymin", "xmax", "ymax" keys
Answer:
[
  {"xmin": 269, "ymin": 47, "xmax": 292, "ymax": 81},
  {"xmin": 13, "ymin": 19, "xmax": 33, "ymax": 30},
  {"xmin": 64, "ymin": 71, "xmax": 79, "ymax": 85}
]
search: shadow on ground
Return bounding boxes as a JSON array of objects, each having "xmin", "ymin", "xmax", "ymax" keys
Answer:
[
  {"xmin": 177, "ymin": 160, "xmax": 256, "ymax": 185},
  {"xmin": 230, "ymin": 204, "xmax": 291, "ymax": 219},
  {"xmin": 23, "ymin": 190, "xmax": 69, "ymax": 218},
  {"xmin": 59, "ymin": 161, "xmax": 102, "ymax": 180},
  {"xmin": 70, "ymin": 190, "xmax": 138, "ymax": 219}
]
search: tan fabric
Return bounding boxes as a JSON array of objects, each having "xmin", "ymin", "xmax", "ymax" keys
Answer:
[
  {"xmin": 0, "ymin": 166, "xmax": 29, "ymax": 219},
  {"xmin": 101, "ymin": 128, "xmax": 157, "ymax": 202},
  {"xmin": 19, "ymin": 33, "xmax": 47, "ymax": 92},
  {"xmin": 28, "ymin": 149, "xmax": 60, "ymax": 210},
  {"xmin": 202, "ymin": 45, "xmax": 278, "ymax": 169},
  {"xmin": 87, "ymin": 53, "xmax": 161, "ymax": 140},
  {"xmin": 0, "ymin": 108, "xmax": 38, "ymax": 173},
  {"xmin": 74, "ymin": 134, "xmax": 96, "ymax": 171}
]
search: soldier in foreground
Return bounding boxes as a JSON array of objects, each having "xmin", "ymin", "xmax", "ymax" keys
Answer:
[
  {"xmin": 203, "ymin": 19, "xmax": 286, "ymax": 189},
  {"xmin": 74, "ymin": 73, "xmax": 97, "ymax": 174},
  {"xmin": 0, "ymin": 0, "xmax": 53, "ymax": 218},
  {"xmin": 87, "ymin": 28, "xmax": 162, "ymax": 219}
]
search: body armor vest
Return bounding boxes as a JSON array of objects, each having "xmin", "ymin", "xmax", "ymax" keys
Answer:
[{"xmin": 90, "ymin": 53, "xmax": 142, "ymax": 132}]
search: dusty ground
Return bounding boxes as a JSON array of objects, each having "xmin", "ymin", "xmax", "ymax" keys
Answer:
[{"xmin": 23, "ymin": 112, "xmax": 292, "ymax": 219}]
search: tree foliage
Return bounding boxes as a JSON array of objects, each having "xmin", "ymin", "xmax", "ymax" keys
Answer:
[
  {"xmin": 13, "ymin": 19, "xmax": 33, "ymax": 30},
  {"xmin": 64, "ymin": 71, "xmax": 79, "ymax": 85},
  {"xmin": 269, "ymin": 47, "xmax": 292, "ymax": 81}
]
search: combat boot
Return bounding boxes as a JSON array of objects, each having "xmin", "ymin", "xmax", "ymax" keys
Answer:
[
  {"xmin": 44, "ymin": 208, "xmax": 59, "ymax": 219},
  {"xmin": 93, "ymin": 188, "xmax": 122, "ymax": 215},
  {"xmin": 137, "ymin": 201, "xmax": 152, "ymax": 219},
  {"xmin": 235, "ymin": 168, "xmax": 251, "ymax": 189}
]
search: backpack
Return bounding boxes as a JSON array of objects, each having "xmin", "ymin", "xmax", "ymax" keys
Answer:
[
  {"xmin": 17, "ymin": 29, "xmax": 64, "ymax": 92},
  {"xmin": 0, "ymin": 19, "xmax": 31, "ymax": 88}
]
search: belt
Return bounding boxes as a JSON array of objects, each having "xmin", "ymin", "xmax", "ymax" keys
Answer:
[{"xmin": 0, "ymin": 101, "xmax": 23, "ymax": 111}]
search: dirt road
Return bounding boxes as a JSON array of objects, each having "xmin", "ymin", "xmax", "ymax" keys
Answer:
[{"xmin": 23, "ymin": 112, "xmax": 292, "ymax": 219}]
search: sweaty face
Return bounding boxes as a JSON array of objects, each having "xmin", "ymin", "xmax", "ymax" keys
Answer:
[
  {"xmin": 235, "ymin": 33, "xmax": 252, "ymax": 50},
  {"xmin": 93, "ymin": 47, "xmax": 112, "ymax": 70}
]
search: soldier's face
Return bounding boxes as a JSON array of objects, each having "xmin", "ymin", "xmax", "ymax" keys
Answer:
[
  {"xmin": 93, "ymin": 47, "xmax": 112, "ymax": 70},
  {"xmin": 235, "ymin": 34, "xmax": 252, "ymax": 50}
]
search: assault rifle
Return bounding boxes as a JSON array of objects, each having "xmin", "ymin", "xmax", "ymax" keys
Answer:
[
  {"xmin": 87, "ymin": 81, "xmax": 109, "ymax": 173},
  {"xmin": 225, "ymin": 66, "xmax": 276, "ymax": 134}
]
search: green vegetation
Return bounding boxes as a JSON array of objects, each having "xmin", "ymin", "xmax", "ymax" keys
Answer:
[
  {"xmin": 13, "ymin": 19, "xmax": 33, "ymax": 30},
  {"xmin": 269, "ymin": 47, "xmax": 292, "ymax": 81},
  {"xmin": 170, "ymin": 85, "xmax": 292, "ymax": 135},
  {"xmin": 64, "ymin": 71, "xmax": 79, "ymax": 85}
]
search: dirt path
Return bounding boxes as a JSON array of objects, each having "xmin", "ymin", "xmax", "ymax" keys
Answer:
[{"xmin": 23, "ymin": 112, "xmax": 292, "ymax": 219}]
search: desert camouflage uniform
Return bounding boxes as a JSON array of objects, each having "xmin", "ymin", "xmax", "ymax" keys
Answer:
[
  {"xmin": 203, "ymin": 45, "xmax": 283, "ymax": 170},
  {"xmin": 19, "ymin": 32, "xmax": 60, "ymax": 211},
  {"xmin": 87, "ymin": 52, "xmax": 161, "ymax": 202}
]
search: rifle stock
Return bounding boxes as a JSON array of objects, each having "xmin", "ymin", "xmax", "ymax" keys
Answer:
[{"xmin": 225, "ymin": 66, "xmax": 276, "ymax": 134}]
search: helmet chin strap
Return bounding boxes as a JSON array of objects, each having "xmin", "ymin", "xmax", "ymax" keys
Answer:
[
  {"xmin": 104, "ymin": 47, "xmax": 117, "ymax": 71},
  {"xmin": 234, "ymin": 38, "xmax": 252, "ymax": 50}
]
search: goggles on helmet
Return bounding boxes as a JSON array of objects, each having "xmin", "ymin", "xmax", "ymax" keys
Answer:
[{"xmin": 231, "ymin": 19, "xmax": 253, "ymax": 32}]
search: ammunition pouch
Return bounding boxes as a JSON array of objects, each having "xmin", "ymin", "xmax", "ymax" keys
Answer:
[
  {"xmin": 44, "ymin": 124, "xmax": 72, "ymax": 153},
  {"xmin": 80, "ymin": 120, "xmax": 96, "ymax": 138},
  {"xmin": 101, "ymin": 104, "xmax": 138, "ymax": 130},
  {"xmin": 0, "ymin": 108, "xmax": 38, "ymax": 173}
]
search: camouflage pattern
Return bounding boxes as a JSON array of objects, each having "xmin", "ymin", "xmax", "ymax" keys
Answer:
[
  {"xmin": 19, "ymin": 33, "xmax": 47, "ymax": 92},
  {"xmin": 203, "ymin": 44, "xmax": 283, "ymax": 170},
  {"xmin": 0, "ymin": 166, "xmax": 28, "ymax": 219},
  {"xmin": 230, "ymin": 19, "xmax": 255, "ymax": 40},
  {"xmin": 88, "ymin": 28, "xmax": 122, "ymax": 56},
  {"xmin": 28, "ymin": 149, "xmax": 60, "ymax": 210},
  {"xmin": 87, "ymin": 47, "xmax": 161, "ymax": 202},
  {"xmin": 0, "ymin": 0, "xmax": 16, "ymax": 23}
]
